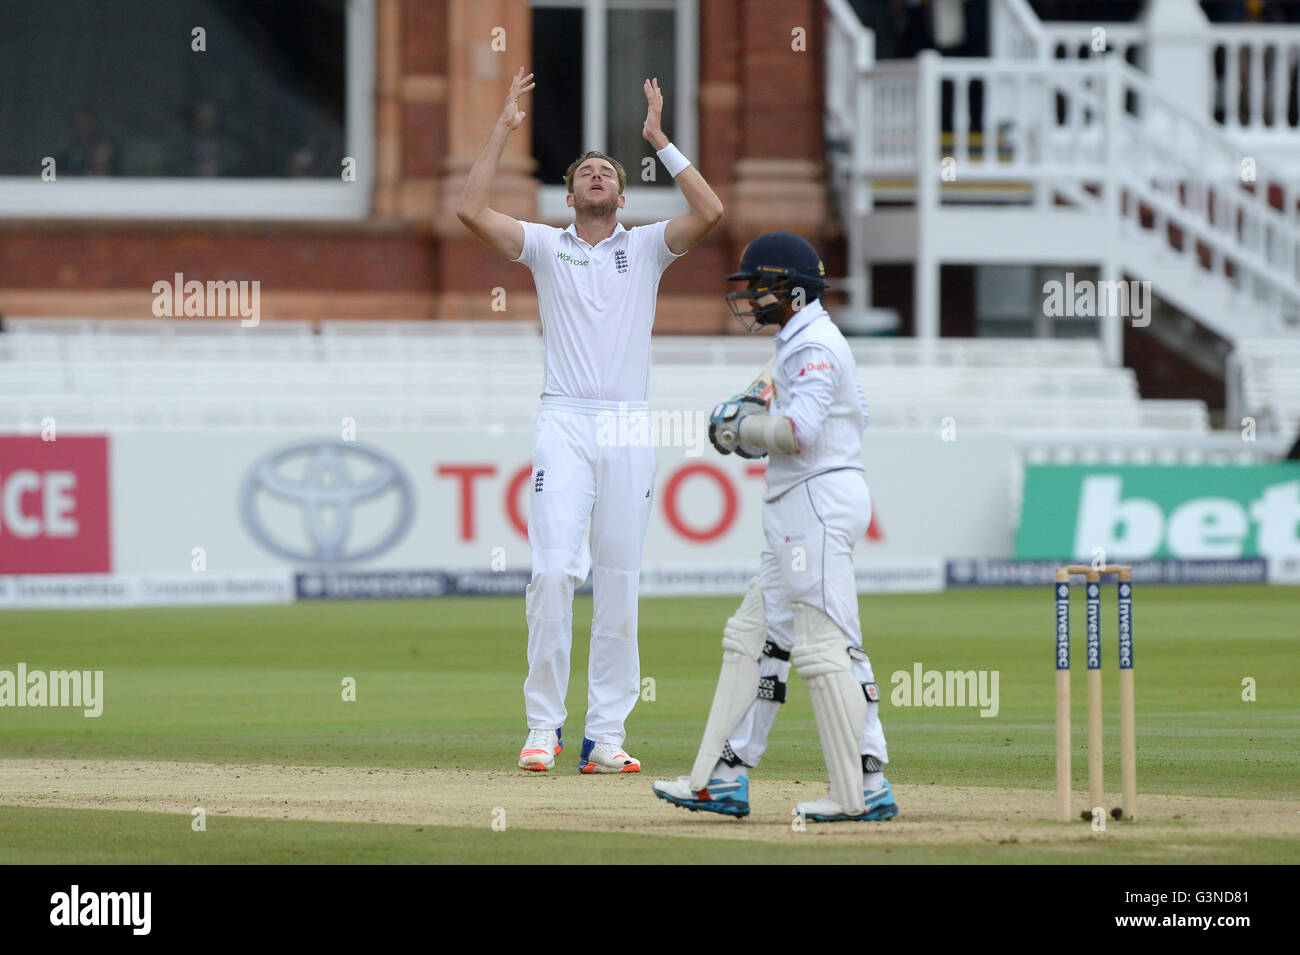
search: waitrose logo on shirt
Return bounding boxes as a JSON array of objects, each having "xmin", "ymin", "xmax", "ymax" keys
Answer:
[
  {"xmin": 1016, "ymin": 465, "xmax": 1300, "ymax": 560},
  {"xmin": 556, "ymin": 251, "xmax": 589, "ymax": 267}
]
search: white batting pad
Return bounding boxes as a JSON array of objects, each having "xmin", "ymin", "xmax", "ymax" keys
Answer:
[
  {"xmin": 688, "ymin": 576, "xmax": 767, "ymax": 791},
  {"xmin": 791, "ymin": 602, "xmax": 867, "ymax": 815}
]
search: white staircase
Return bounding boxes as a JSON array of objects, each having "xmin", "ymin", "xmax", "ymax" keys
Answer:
[
  {"xmin": 824, "ymin": 0, "xmax": 1300, "ymax": 363},
  {"xmin": 1228, "ymin": 337, "xmax": 1300, "ymax": 438}
]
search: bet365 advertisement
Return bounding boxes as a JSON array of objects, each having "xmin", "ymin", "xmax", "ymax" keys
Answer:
[{"xmin": 1016, "ymin": 465, "xmax": 1300, "ymax": 561}]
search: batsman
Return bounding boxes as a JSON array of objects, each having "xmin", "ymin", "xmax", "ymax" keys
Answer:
[{"xmin": 653, "ymin": 232, "xmax": 897, "ymax": 822}]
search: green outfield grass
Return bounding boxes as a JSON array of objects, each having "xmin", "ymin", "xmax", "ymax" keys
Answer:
[
  {"xmin": 1, "ymin": 585, "xmax": 1297, "ymax": 863},
  {"xmin": 1, "ymin": 806, "xmax": 1294, "ymax": 865}
]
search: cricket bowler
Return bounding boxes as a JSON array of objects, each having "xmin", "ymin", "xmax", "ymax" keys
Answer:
[
  {"xmin": 456, "ymin": 68, "xmax": 724, "ymax": 773},
  {"xmin": 652, "ymin": 232, "xmax": 898, "ymax": 820}
]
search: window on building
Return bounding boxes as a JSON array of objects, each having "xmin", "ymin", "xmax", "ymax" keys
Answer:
[
  {"xmin": 605, "ymin": 8, "xmax": 678, "ymax": 180},
  {"xmin": 531, "ymin": 7, "xmax": 586, "ymax": 187},
  {"xmin": 530, "ymin": 0, "xmax": 697, "ymax": 223},
  {"xmin": 0, "ymin": 0, "xmax": 373, "ymax": 219}
]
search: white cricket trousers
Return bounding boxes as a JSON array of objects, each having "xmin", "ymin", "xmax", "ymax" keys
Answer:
[
  {"xmin": 524, "ymin": 397, "xmax": 655, "ymax": 743},
  {"xmin": 728, "ymin": 467, "xmax": 889, "ymax": 768}
]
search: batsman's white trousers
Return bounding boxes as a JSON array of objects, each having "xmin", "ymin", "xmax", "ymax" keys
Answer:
[
  {"xmin": 728, "ymin": 467, "xmax": 888, "ymax": 768},
  {"xmin": 524, "ymin": 397, "xmax": 655, "ymax": 743}
]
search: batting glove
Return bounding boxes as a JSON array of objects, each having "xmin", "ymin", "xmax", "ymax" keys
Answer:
[{"xmin": 709, "ymin": 395, "xmax": 768, "ymax": 459}]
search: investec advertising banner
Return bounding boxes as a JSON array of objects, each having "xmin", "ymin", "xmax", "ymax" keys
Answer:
[
  {"xmin": 105, "ymin": 430, "xmax": 1012, "ymax": 591},
  {"xmin": 1017, "ymin": 464, "xmax": 1300, "ymax": 562}
]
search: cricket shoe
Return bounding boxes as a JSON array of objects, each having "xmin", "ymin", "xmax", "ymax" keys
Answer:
[
  {"xmin": 863, "ymin": 778, "xmax": 899, "ymax": 819},
  {"xmin": 652, "ymin": 776, "xmax": 750, "ymax": 817},
  {"xmin": 518, "ymin": 728, "xmax": 562, "ymax": 772},
  {"xmin": 578, "ymin": 738, "xmax": 641, "ymax": 774},
  {"xmin": 795, "ymin": 778, "xmax": 899, "ymax": 822}
]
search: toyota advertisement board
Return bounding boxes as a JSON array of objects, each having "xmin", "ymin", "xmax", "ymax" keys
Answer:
[
  {"xmin": 110, "ymin": 430, "xmax": 1013, "ymax": 590},
  {"xmin": 2, "ymin": 429, "xmax": 1018, "ymax": 602}
]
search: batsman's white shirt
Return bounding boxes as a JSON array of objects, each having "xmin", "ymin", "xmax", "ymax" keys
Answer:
[
  {"xmin": 763, "ymin": 299, "xmax": 871, "ymax": 501},
  {"xmin": 512, "ymin": 219, "xmax": 682, "ymax": 743}
]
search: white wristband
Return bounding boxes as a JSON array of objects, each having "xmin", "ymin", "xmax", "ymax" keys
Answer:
[{"xmin": 656, "ymin": 142, "xmax": 691, "ymax": 178}]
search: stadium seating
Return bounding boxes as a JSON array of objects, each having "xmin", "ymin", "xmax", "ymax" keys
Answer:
[
  {"xmin": 0, "ymin": 319, "xmax": 1216, "ymax": 441},
  {"xmin": 1228, "ymin": 338, "xmax": 1300, "ymax": 440}
]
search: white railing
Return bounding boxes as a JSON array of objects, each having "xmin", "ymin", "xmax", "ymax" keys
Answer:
[
  {"xmin": 941, "ymin": 58, "xmax": 1111, "ymax": 178},
  {"xmin": 1211, "ymin": 26, "xmax": 1300, "ymax": 139},
  {"xmin": 855, "ymin": 61, "xmax": 918, "ymax": 175},
  {"xmin": 1042, "ymin": 21, "xmax": 1144, "ymax": 66},
  {"xmin": 837, "ymin": 40, "xmax": 1300, "ymax": 333},
  {"xmin": 933, "ymin": 24, "xmax": 1300, "ymax": 308},
  {"xmin": 989, "ymin": 0, "xmax": 1045, "ymax": 61},
  {"xmin": 999, "ymin": 13, "xmax": 1300, "ymax": 141},
  {"xmin": 824, "ymin": 0, "xmax": 876, "ymax": 328},
  {"xmin": 1111, "ymin": 57, "xmax": 1300, "ymax": 319},
  {"xmin": 862, "ymin": 56, "xmax": 1117, "ymax": 202}
]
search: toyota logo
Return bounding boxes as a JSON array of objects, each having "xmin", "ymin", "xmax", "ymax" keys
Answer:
[{"xmin": 239, "ymin": 441, "xmax": 414, "ymax": 564}]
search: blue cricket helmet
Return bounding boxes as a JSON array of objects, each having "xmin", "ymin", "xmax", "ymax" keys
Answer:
[{"xmin": 724, "ymin": 231, "xmax": 828, "ymax": 329}]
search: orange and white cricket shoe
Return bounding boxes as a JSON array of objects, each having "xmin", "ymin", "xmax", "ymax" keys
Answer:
[
  {"xmin": 578, "ymin": 738, "xmax": 641, "ymax": 774},
  {"xmin": 518, "ymin": 728, "xmax": 562, "ymax": 771}
]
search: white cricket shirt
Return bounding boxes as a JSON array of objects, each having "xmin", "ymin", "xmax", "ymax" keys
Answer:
[
  {"xmin": 764, "ymin": 299, "xmax": 871, "ymax": 501},
  {"xmin": 513, "ymin": 219, "xmax": 683, "ymax": 402}
]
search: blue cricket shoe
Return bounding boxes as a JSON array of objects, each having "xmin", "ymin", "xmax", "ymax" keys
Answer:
[
  {"xmin": 652, "ymin": 775, "xmax": 750, "ymax": 817},
  {"xmin": 795, "ymin": 778, "xmax": 899, "ymax": 822}
]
